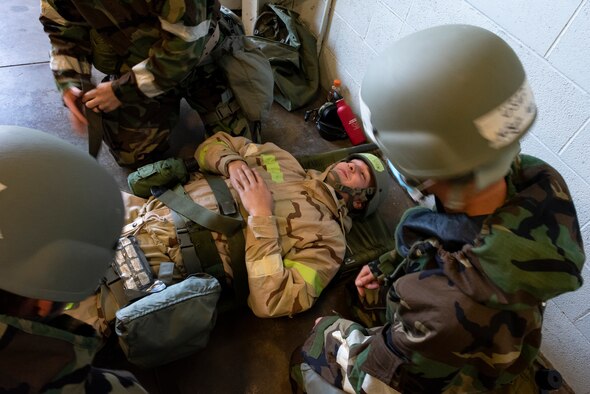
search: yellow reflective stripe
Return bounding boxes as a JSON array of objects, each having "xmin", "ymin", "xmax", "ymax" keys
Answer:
[
  {"xmin": 261, "ymin": 154, "xmax": 284, "ymax": 183},
  {"xmin": 197, "ymin": 141, "xmax": 230, "ymax": 167},
  {"xmin": 284, "ymin": 259, "xmax": 323, "ymax": 295}
]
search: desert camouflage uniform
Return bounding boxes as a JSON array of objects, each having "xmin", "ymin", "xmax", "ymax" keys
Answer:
[
  {"xmin": 295, "ymin": 154, "xmax": 586, "ymax": 393},
  {"xmin": 82, "ymin": 132, "xmax": 350, "ymax": 323},
  {"xmin": 0, "ymin": 313, "xmax": 147, "ymax": 393},
  {"xmin": 40, "ymin": 0, "xmax": 264, "ymax": 167}
]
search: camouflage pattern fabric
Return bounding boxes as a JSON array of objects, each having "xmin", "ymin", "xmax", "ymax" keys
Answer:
[
  {"xmin": 40, "ymin": 0, "xmax": 262, "ymax": 168},
  {"xmin": 66, "ymin": 133, "xmax": 352, "ymax": 332},
  {"xmin": 0, "ymin": 313, "xmax": 147, "ymax": 393},
  {"xmin": 97, "ymin": 66, "xmax": 256, "ymax": 167},
  {"xmin": 102, "ymin": 132, "xmax": 349, "ymax": 320},
  {"xmin": 98, "ymin": 88, "xmax": 180, "ymax": 167},
  {"xmin": 296, "ymin": 154, "xmax": 585, "ymax": 393}
]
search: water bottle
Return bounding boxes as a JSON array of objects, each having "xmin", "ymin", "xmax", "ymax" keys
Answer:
[
  {"xmin": 336, "ymin": 99, "xmax": 366, "ymax": 145},
  {"xmin": 327, "ymin": 79, "xmax": 343, "ymax": 102}
]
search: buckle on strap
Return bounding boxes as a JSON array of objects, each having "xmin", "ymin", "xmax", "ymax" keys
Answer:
[
  {"xmin": 176, "ymin": 226, "xmax": 194, "ymax": 249},
  {"xmin": 203, "ymin": 99, "xmax": 241, "ymax": 124},
  {"xmin": 169, "ymin": 210, "xmax": 204, "ymax": 275}
]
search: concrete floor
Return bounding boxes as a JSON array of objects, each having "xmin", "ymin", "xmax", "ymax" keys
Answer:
[{"xmin": 0, "ymin": 1, "xmax": 573, "ymax": 393}]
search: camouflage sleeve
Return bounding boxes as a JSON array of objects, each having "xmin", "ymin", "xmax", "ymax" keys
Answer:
[
  {"xmin": 196, "ymin": 131, "xmax": 345, "ymax": 317},
  {"xmin": 473, "ymin": 154, "xmax": 586, "ymax": 302},
  {"xmin": 299, "ymin": 316, "xmax": 387, "ymax": 393},
  {"xmin": 194, "ymin": 131, "xmax": 251, "ymax": 175},
  {"xmin": 359, "ymin": 257, "xmax": 547, "ymax": 392},
  {"xmin": 40, "ymin": 0, "xmax": 92, "ymax": 92},
  {"xmin": 116, "ymin": 0, "xmax": 219, "ymax": 100},
  {"xmin": 245, "ymin": 214, "xmax": 345, "ymax": 317}
]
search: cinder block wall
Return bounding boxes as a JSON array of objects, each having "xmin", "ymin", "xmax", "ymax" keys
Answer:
[{"xmin": 294, "ymin": 0, "xmax": 590, "ymax": 392}]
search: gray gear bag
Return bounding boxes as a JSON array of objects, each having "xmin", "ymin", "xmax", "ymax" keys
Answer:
[{"xmin": 115, "ymin": 273, "xmax": 221, "ymax": 368}]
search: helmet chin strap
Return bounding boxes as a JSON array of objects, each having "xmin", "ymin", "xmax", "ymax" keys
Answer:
[{"xmin": 326, "ymin": 168, "xmax": 375, "ymax": 211}]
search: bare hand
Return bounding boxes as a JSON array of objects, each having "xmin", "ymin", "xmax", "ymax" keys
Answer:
[
  {"xmin": 82, "ymin": 81, "xmax": 122, "ymax": 113},
  {"xmin": 63, "ymin": 87, "xmax": 88, "ymax": 135},
  {"xmin": 229, "ymin": 162, "xmax": 273, "ymax": 216},
  {"xmin": 355, "ymin": 265, "xmax": 380, "ymax": 298}
]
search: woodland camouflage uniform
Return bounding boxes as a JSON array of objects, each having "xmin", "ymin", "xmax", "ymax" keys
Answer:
[
  {"xmin": 295, "ymin": 155, "xmax": 585, "ymax": 393},
  {"xmin": 40, "ymin": 0, "xmax": 268, "ymax": 167},
  {"xmin": 0, "ymin": 313, "xmax": 147, "ymax": 393}
]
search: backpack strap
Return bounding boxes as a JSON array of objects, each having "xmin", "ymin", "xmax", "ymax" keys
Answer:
[
  {"xmin": 204, "ymin": 174, "xmax": 238, "ymax": 215},
  {"xmin": 169, "ymin": 209, "xmax": 204, "ymax": 275},
  {"xmin": 151, "ymin": 184, "xmax": 242, "ymax": 234},
  {"xmin": 101, "ymin": 265, "xmax": 128, "ymax": 311},
  {"xmin": 169, "ymin": 207, "xmax": 225, "ymax": 282},
  {"xmin": 202, "ymin": 175, "xmax": 249, "ymax": 303},
  {"xmin": 151, "ymin": 178, "xmax": 249, "ymax": 303}
]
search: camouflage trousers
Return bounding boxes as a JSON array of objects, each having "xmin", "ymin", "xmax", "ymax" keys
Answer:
[
  {"xmin": 94, "ymin": 64, "xmax": 259, "ymax": 168},
  {"xmin": 291, "ymin": 316, "xmax": 540, "ymax": 394}
]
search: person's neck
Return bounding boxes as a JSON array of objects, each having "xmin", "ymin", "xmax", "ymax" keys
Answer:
[{"xmin": 460, "ymin": 179, "xmax": 507, "ymax": 217}]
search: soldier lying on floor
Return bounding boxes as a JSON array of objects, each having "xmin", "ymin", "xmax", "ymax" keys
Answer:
[{"xmin": 70, "ymin": 132, "xmax": 389, "ymax": 339}]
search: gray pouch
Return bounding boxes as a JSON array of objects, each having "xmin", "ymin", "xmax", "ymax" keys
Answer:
[{"xmin": 115, "ymin": 274, "xmax": 221, "ymax": 367}]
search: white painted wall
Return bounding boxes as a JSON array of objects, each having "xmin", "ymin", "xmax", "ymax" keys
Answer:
[{"xmin": 294, "ymin": 0, "xmax": 590, "ymax": 392}]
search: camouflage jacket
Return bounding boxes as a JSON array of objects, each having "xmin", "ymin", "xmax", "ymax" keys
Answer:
[
  {"xmin": 121, "ymin": 132, "xmax": 351, "ymax": 318},
  {"xmin": 0, "ymin": 313, "xmax": 147, "ymax": 393},
  {"xmin": 301, "ymin": 154, "xmax": 585, "ymax": 393},
  {"xmin": 40, "ymin": 0, "xmax": 220, "ymax": 101}
]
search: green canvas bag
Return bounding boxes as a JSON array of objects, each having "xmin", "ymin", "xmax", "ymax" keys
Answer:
[
  {"xmin": 251, "ymin": 4, "xmax": 319, "ymax": 111},
  {"xmin": 212, "ymin": 35, "xmax": 274, "ymax": 123}
]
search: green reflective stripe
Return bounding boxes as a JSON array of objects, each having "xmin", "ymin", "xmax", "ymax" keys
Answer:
[
  {"xmin": 284, "ymin": 259, "xmax": 323, "ymax": 295},
  {"xmin": 198, "ymin": 141, "xmax": 230, "ymax": 167},
  {"xmin": 261, "ymin": 154, "xmax": 284, "ymax": 183}
]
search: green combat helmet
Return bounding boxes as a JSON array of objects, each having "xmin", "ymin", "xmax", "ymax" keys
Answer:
[
  {"xmin": 359, "ymin": 25, "xmax": 537, "ymax": 192},
  {"xmin": 330, "ymin": 153, "xmax": 389, "ymax": 218},
  {"xmin": 0, "ymin": 126, "xmax": 124, "ymax": 302}
]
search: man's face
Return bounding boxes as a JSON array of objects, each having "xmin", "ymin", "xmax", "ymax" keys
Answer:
[{"xmin": 329, "ymin": 159, "xmax": 374, "ymax": 208}]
